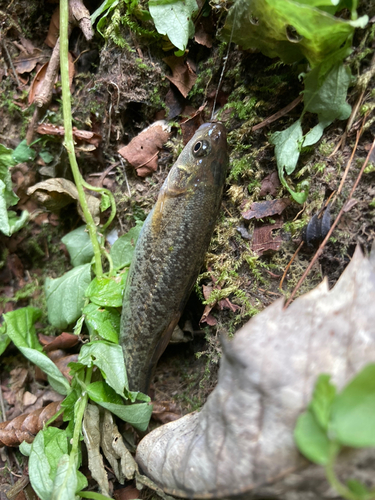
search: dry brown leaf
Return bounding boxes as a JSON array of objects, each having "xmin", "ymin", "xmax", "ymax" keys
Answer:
[
  {"xmin": 163, "ymin": 55, "xmax": 197, "ymax": 98},
  {"xmin": 118, "ymin": 121, "xmax": 171, "ymax": 177},
  {"xmin": 39, "ymin": 332, "xmax": 80, "ymax": 352},
  {"xmin": 194, "ymin": 17, "xmax": 213, "ymax": 48},
  {"xmin": 101, "ymin": 410, "xmax": 138, "ymax": 483},
  {"xmin": 152, "ymin": 401, "xmax": 182, "ymax": 424},
  {"xmin": 28, "ymin": 62, "xmax": 50, "ymax": 105},
  {"xmin": 113, "ymin": 485, "xmax": 142, "ymax": 500},
  {"xmin": 13, "ymin": 48, "xmax": 46, "ymax": 74},
  {"xmin": 251, "ymin": 219, "xmax": 283, "ymax": 255},
  {"xmin": 0, "ymin": 401, "xmax": 63, "ymax": 447},
  {"xmin": 35, "ymin": 124, "xmax": 101, "ymax": 148},
  {"xmin": 136, "ymin": 247, "xmax": 375, "ymax": 499},
  {"xmin": 259, "ymin": 172, "xmax": 281, "ymax": 197},
  {"xmin": 82, "ymin": 404, "xmax": 110, "ymax": 497},
  {"xmin": 242, "ymin": 199, "xmax": 290, "ymax": 220},
  {"xmin": 27, "ymin": 178, "xmax": 100, "ymax": 224},
  {"xmin": 45, "ymin": 7, "xmax": 60, "ymax": 48}
]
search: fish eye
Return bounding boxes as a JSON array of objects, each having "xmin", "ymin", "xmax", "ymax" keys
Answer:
[{"xmin": 192, "ymin": 139, "xmax": 211, "ymax": 157}]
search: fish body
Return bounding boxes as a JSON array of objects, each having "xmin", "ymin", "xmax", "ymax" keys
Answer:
[{"xmin": 120, "ymin": 122, "xmax": 228, "ymax": 393}]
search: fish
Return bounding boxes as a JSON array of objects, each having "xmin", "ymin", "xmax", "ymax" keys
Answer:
[{"xmin": 120, "ymin": 122, "xmax": 228, "ymax": 394}]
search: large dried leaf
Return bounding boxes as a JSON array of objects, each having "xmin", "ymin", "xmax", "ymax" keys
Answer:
[
  {"xmin": 118, "ymin": 121, "xmax": 171, "ymax": 177},
  {"xmin": 0, "ymin": 401, "xmax": 62, "ymax": 447},
  {"xmin": 136, "ymin": 247, "xmax": 375, "ymax": 498}
]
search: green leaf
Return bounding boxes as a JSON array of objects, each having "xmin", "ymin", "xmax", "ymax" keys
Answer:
[
  {"xmin": 309, "ymin": 374, "xmax": 336, "ymax": 431},
  {"xmin": 83, "ymin": 303, "xmax": 120, "ymax": 343},
  {"xmin": 0, "ymin": 179, "xmax": 20, "ymax": 236},
  {"xmin": 61, "ymin": 226, "xmax": 94, "ymax": 267},
  {"xmin": 346, "ymin": 479, "xmax": 371, "ymax": 499},
  {"xmin": 87, "ymin": 381, "xmax": 152, "ymax": 431},
  {"xmin": 0, "ymin": 332, "xmax": 11, "ymax": 357},
  {"xmin": 303, "ymin": 62, "xmax": 352, "ymax": 124},
  {"xmin": 302, "ymin": 121, "xmax": 330, "ymax": 147},
  {"xmin": 294, "ymin": 409, "xmax": 330, "ymax": 465},
  {"xmin": 270, "ymin": 119, "xmax": 303, "ymax": 176},
  {"xmin": 19, "ymin": 347, "xmax": 70, "ymax": 395},
  {"xmin": 330, "ymin": 363, "xmax": 375, "ymax": 447},
  {"xmin": 51, "ymin": 454, "xmax": 78, "ymax": 500},
  {"xmin": 28, "ymin": 431, "xmax": 54, "ymax": 500},
  {"xmin": 7, "ymin": 209, "xmax": 29, "ymax": 235},
  {"xmin": 222, "ymin": 0, "xmax": 368, "ymax": 68},
  {"xmin": 91, "ymin": 0, "xmax": 118, "ymax": 24},
  {"xmin": 78, "ymin": 491, "xmax": 115, "ymax": 500},
  {"xmin": 100, "ymin": 192, "xmax": 111, "ymax": 211},
  {"xmin": 3, "ymin": 307, "xmax": 43, "ymax": 350},
  {"xmin": 149, "ymin": 0, "xmax": 198, "ymax": 51},
  {"xmin": 79, "ymin": 341, "xmax": 128, "ymax": 395},
  {"xmin": 110, "ymin": 221, "xmax": 143, "ymax": 269},
  {"xmin": 12, "ymin": 139, "xmax": 36, "ymax": 163},
  {"xmin": 85, "ymin": 271, "xmax": 127, "ymax": 308},
  {"xmin": 3, "ymin": 308, "xmax": 66, "ymax": 393},
  {"xmin": 39, "ymin": 150, "xmax": 54, "ymax": 164},
  {"xmin": 19, "ymin": 440, "xmax": 32, "ymax": 456},
  {"xmin": 45, "ymin": 264, "xmax": 92, "ymax": 329}
]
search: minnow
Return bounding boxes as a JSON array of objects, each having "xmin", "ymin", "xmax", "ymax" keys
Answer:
[{"xmin": 120, "ymin": 122, "xmax": 228, "ymax": 393}]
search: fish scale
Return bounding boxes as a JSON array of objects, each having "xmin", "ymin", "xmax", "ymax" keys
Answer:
[{"xmin": 120, "ymin": 122, "xmax": 228, "ymax": 394}]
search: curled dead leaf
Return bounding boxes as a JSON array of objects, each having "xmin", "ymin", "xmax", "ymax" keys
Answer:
[
  {"xmin": 163, "ymin": 56, "xmax": 197, "ymax": 98},
  {"xmin": 0, "ymin": 401, "xmax": 62, "ymax": 447},
  {"xmin": 242, "ymin": 199, "xmax": 290, "ymax": 220},
  {"xmin": 13, "ymin": 48, "xmax": 46, "ymax": 75},
  {"xmin": 118, "ymin": 121, "xmax": 171, "ymax": 177},
  {"xmin": 27, "ymin": 178, "xmax": 100, "ymax": 224},
  {"xmin": 136, "ymin": 247, "xmax": 375, "ymax": 498}
]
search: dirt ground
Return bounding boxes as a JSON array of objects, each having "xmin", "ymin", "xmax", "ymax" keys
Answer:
[{"xmin": 0, "ymin": 0, "xmax": 375, "ymax": 493}]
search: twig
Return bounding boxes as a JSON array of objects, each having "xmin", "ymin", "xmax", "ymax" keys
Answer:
[
  {"xmin": 252, "ymin": 95, "xmax": 303, "ymax": 131},
  {"xmin": 285, "ymin": 137, "xmax": 375, "ymax": 308},
  {"xmin": 1, "ymin": 38, "xmax": 21, "ymax": 87},
  {"xmin": 279, "ymin": 240, "xmax": 304, "ymax": 289},
  {"xmin": 332, "ymin": 114, "xmax": 367, "ymax": 202}
]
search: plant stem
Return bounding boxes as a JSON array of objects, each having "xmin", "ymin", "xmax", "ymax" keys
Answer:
[
  {"xmin": 60, "ymin": 0, "xmax": 103, "ymax": 277},
  {"xmin": 325, "ymin": 445, "xmax": 358, "ymax": 500}
]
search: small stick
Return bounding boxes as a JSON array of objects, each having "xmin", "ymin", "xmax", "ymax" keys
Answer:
[
  {"xmin": 252, "ymin": 95, "xmax": 303, "ymax": 131},
  {"xmin": 285, "ymin": 137, "xmax": 375, "ymax": 308},
  {"xmin": 279, "ymin": 240, "xmax": 304, "ymax": 289}
]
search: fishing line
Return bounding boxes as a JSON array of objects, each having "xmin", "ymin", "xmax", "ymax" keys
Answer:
[{"xmin": 211, "ymin": 6, "xmax": 236, "ymax": 120}]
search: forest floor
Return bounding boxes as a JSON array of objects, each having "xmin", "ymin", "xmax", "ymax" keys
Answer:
[{"xmin": 0, "ymin": 0, "xmax": 375, "ymax": 496}]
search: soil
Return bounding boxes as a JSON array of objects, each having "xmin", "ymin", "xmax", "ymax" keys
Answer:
[{"xmin": 0, "ymin": 0, "xmax": 375, "ymax": 496}]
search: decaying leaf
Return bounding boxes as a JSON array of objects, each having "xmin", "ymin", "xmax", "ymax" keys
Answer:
[
  {"xmin": 45, "ymin": 7, "xmax": 60, "ymax": 48},
  {"xmin": 101, "ymin": 409, "xmax": 138, "ymax": 483},
  {"xmin": 118, "ymin": 121, "xmax": 171, "ymax": 177},
  {"xmin": 0, "ymin": 401, "xmax": 62, "ymax": 447},
  {"xmin": 35, "ymin": 124, "xmax": 101, "ymax": 148},
  {"xmin": 251, "ymin": 218, "xmax": 283, "ymax": 255},
  {"xmin": 82, "ymin": 404, "xmax": 110, "ymax": 497},
  {"xmin": 259, "ymin": 171, "xmax": 281, "ymax": 197},
  {"xmin": 242, "ymin": 199, "xmax": 290, "ymax": 220},
  {"xmin": 27, "ymin": 178, "xmax": 100, "ymax": 224},
  {"xmin": 136, "ymin": 247, "xmax": 375, "ymax": 498},
  {"xmin": 13, "ymin": 48, "xmax": 47, "ymax": 75},
  {"xmin": 163, "ymin": 56, "xmax": 197, "ymax": 98}
]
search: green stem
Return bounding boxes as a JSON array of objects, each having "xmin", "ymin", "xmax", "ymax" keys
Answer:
[
  {"xmin": 71, "ymin": 366, "xmax": 93, "ymax": 459},
  {"xmin": 60, "ymin": 0, "xmax": 103, "ymax": 277},
  {"xmin": 81, "ymin": 180, "xmax": 116, "ymax": 231},
  {"xmin": 325, "ymin": 444, "xmax": 358, "ymax": 500}
]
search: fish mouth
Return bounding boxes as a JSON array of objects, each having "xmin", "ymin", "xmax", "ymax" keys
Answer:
[
  {"xmin": 197, "ymin": 122, "xmax": 227, "ymax": 149},
  {"xmin": 195, "ymin": 122, "xmax": 228, "ymax": 187}
]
